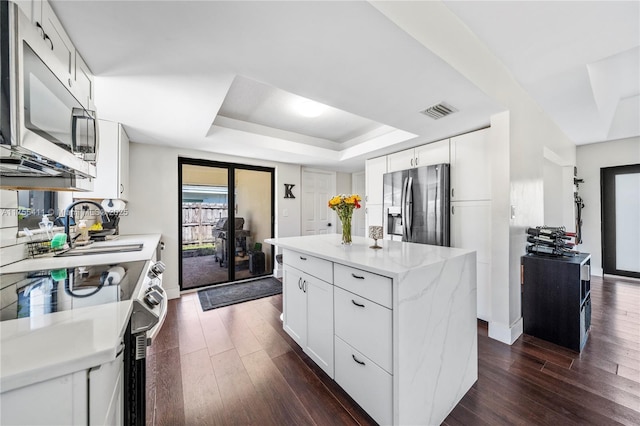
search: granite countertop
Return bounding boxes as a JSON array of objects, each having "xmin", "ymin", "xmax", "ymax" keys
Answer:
[
  {"xmin": 0, "ymin": 234, "xmax": 161, "ymax": 393},
  {"xmin": 265, "ymin": 234, "xmax": 474, "ymax": 279}
]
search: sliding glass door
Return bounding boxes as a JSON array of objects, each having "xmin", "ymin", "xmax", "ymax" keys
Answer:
[{"xmin": 179, "ymin": 158, "xmax": 274, "ymax": 290}]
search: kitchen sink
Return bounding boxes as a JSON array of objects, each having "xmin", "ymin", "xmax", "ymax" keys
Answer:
[{"xmin": 55, "ymin": 242, "xmax": 144, "ymax": 257}]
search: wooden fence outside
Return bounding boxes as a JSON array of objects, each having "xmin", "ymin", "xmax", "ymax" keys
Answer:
[{"xmin": 182, "ymin": 202, "xmax": 227, "ymax": 245}]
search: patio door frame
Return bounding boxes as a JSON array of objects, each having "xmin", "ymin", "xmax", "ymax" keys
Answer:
[
  {"xmin": 601, "ymin": 163, "xmax": 640, "ymax": 279},
  {"xmin": 178, "ymin": 157, "xmax": 275, "ymax": 290}
]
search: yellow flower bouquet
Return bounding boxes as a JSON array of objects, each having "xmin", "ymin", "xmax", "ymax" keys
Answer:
[{"xmin": 328, "ymin": 194, "xmax": 362, "ymax": 244}]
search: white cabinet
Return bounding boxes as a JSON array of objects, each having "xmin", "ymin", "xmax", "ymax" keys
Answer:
[
  {"xmin": 89, "ymin": 351, "xmax": 124, "ymax": 425},
  {"xmin": 365, "ymin": 203, "xmax": 383, "ymax": 231},
  {"xmin": 334, "ymin": 286, "xmax": 392, "ymax": 372},
  {"xmin": 41, "ymin": 1, "xmax": 74, "ymax": 83},
  {"xmin": 16, "ymin": 0, "xmax": 73, "ymax": 89},
  {"xmin": 415, "ymin": 139, "xmax": 450, "ymax": 167},
  {"xmin": 333, "ymin": 264, "xmax": 393, "ymax": 425},
  {"xmin": 365, "ymin": 156, "xmax": 386, "ymax": 205},
  {"xmin": 75, "ymin": 52, "xmax": 95, "ymax": 109},
  {"xmin": 283, "ymin": 266, "xmax": 307, "ymax": 345},
  {"xmin": 387, "ymin": 148, "xmax": 415, "ymax": 173},
  {"xmin": 387, "ymin": 139, "xmax": 450, "ymax": 173},
  {"xmin": 0, "ymin": 353, "xmax": 124, "ymax": 426},
  {"xmin": 451, "ymin": 200, "xmax": 492, "ymax": 320},
  {"xmin": 335, "ymin": 336, "xmax": 393, "ymax": 425},
  {"xmin": 449, "ymin": 127, "xmax": 492, "ymax": 320},
  {"xmin": 450, "ymin": 128, "xmax": 491, "ymax": 201},
  {"xmin": 365, "ymin": 156, "xmax": 386, "ymax": 233},
  {"xmin": 0, "ymin": 370, "xmax": 87, "ymax": 425},
  {"xmin": 82, "ymin": 120, "xmax": 130, "ymax": 201},
  {"xmin": 283, "ymin": 251, "xmax": 334, "ymax": 377},
  {"xmin": 16, "ymin": 0, "xmax": 94, "ymax": 109},
  {"xmin": 305, "ymin": 274, "xmax": 334, "ymax": 376}
]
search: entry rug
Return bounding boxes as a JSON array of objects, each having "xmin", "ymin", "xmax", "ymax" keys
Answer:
[{"xmin": 198, "ymin": 276, "xmax": 282, "ymax": 311}]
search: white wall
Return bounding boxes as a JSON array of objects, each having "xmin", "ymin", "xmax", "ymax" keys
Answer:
[
  {"xmin": 576, "ymin": 136, "xmax": 640, "ymax": 276},
  {"xmin": 336, "ymin": 172, "xmax": 352, "ymax": 196},
  {"xmin": 543, "ymin": 158, "xmax": 564, "ymax": 226},
  {"xmin": 119, "ymin": 142, "xmax": 301, "ymax": 298}
]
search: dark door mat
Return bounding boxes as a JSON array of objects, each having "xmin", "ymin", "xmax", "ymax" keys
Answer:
[{"xmin": 198, "ymin": 276, "xmax": 282, "ymax": 311}]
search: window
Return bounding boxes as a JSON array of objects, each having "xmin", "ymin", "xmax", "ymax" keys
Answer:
[{"xmin": 17, "ymin": 190, "xmax": 58, "ymax": 230}]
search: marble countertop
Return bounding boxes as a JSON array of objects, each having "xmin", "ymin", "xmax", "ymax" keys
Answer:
[
  {"xmin": 265, "ymin": 234, "xmax": 474, "ymax": 279},
  {"xmin": 0, "ymin": 234, "xmax": 161, "ymax": 393}
]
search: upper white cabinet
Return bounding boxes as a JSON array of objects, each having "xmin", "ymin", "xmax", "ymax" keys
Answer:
[
  {"xmin": 37, "ymin": 0, "xmax": 74, "ymax": 90},
  {"xmin": 81, "ymin": 120, "xmax": 130, "ymax": 201},
  {"xmin": 450, "ymin": 128, "xmax": 491, "ymax": 201},
  {"xmin": 387, "ymin": 139, "xmax": 450, "ymax": 173},
  {"xmin": 74, "ymin": 52, "xmax": 95, "ymax": 109},
  {"xmin": 387, "ymin": 148, "xmax": 415, "ymax": 173},
  {"xmin": 16, "ymin": 0, "xmax": 95, "ymax": 109},
  {"xmin": 415, "ymin": 139, "xmax": 450, "ymax": 167}
]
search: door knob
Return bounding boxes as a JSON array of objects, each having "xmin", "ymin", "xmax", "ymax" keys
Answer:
[{"xmin": 327, "ymin": 223, "xmax": 332, "ymax": 227}]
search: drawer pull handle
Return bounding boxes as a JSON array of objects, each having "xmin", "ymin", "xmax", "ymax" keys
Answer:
[
  {"xmin": 351, "ymin": 300, "xmax": 365, "ymax": 308},
  {"xmin": 300, "ymin": 256, "xmax": 307, "ymax": 260},
  {"xmin": 351, "ymin": 273, "xmax": 365, "ymax": 280},
  {"xmin": 352, "ymin": 354, "xmax": 366, "ymax": 366}
]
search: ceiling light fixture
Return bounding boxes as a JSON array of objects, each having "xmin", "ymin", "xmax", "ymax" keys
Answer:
[{"xmin": 296, "ymin": 99, "xmax": 326, "ymax": 118}]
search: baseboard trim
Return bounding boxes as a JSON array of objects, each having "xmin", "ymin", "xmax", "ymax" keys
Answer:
[{"xmin": 488, "ymin": 317, "xmax": 523, "ymax": 345}]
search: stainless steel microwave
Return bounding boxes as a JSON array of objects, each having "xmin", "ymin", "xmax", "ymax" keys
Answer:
[{"xmin": 0, "ymin": 2, "xmax": 97, "ymax": 190}]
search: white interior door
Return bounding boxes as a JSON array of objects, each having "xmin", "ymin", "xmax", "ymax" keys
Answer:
[{"xmin": 302, "ymin": 169, "xmax": 336, "ymax": 235}]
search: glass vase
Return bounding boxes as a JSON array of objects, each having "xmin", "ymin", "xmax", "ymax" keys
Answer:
[{"xmin": 339, "ymin": 213, "xmax": 352, "ymax": 245}]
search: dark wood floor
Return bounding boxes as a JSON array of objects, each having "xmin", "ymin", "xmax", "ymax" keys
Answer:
[{"xmin": 146, "ymin": 275, "xmax": 640, "ymax": 425}]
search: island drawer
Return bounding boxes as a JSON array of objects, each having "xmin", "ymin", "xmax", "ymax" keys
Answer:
[
  {"xmin": 335, "ymin": 336, "xmax": 392, "ymax": 426},
  {"xmin": 334, "ymin": 286, "xmax": 392, "ymax": 373},
  {"xmin": 334, "ymin": 264, "xmax": 392, "ymax": 308},
  {"xmin": 283, "ymin": 249, "xmax": 333, "ymax": 283}
]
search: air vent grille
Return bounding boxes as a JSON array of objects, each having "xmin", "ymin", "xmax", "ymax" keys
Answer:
[{"xmin": 420, "ymin": 102, "xmax": 458, "ymax": 120}]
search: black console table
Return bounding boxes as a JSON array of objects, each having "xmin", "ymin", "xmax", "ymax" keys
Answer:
[{"xmin": 521, "ymin": 253, "xmax": 591, "ymax": 352}]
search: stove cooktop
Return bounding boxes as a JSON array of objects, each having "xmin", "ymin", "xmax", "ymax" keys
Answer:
[{"xmin": 0, "ymin": 260, "xmax": 147, "ymax": 322}]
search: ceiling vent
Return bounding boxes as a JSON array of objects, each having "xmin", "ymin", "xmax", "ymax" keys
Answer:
[{"xmin": 420, "ymin": 102, "xmax": 458, "ymax": 120}]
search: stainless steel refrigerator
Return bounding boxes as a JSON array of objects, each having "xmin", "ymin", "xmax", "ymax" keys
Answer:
[{"xmin": 383, "ymin": 164, "xmax": 450, "ymax": 246}]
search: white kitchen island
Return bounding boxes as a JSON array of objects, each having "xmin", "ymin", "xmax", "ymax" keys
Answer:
[{"xmin": 265, "ymin": 234, "xmax": 477, "ymax": 426}]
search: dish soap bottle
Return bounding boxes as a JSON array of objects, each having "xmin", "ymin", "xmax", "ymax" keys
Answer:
[{"xmin": 78, "ymin": 220, "xmax": 89, "ymax": 242}]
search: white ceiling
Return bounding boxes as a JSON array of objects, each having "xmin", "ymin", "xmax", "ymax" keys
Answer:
[{"xmin": 50, "ymin": 1, "xmax": 639, "ymax": 172}]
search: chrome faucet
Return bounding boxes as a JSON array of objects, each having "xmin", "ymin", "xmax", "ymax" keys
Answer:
[{"xmin": 63, "ymin": 200, "xmax": 109, "ymax": 248}]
